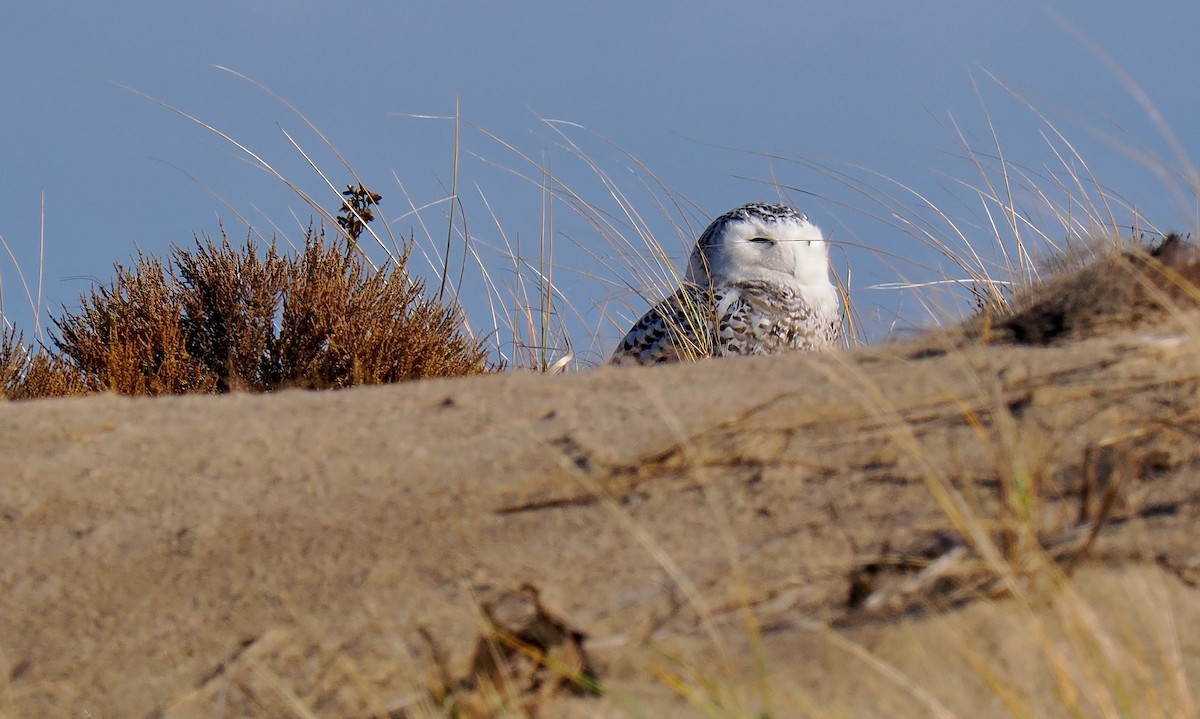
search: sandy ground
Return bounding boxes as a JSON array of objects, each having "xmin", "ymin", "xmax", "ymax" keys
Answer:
[{"xmin": 3, "ymin": 301, "xmax": 1200, "ymax": 717}]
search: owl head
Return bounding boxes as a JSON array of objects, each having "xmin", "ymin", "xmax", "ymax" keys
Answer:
[{"xmin": 685, "ymin": 202, "xmax": 832, "ymax": 289}]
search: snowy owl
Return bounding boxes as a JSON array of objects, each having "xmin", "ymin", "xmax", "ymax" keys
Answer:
[{"xmin": 611, "ymin": 202, "xmax": 841, "ymax": 365}]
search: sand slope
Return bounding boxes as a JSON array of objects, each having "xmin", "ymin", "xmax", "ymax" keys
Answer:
[{"xmin": 3, "ymin": 311, "xmax": 1199, "ymax": 717}]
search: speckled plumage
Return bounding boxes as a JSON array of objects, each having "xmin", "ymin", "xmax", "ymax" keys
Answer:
[{"xmin": 611, "ymin": 202, "xmax": 841, "ymax": 365}]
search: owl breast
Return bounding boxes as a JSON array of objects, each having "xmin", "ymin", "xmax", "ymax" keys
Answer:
[
  {"xmin": 610, "ymin": 280, "xmax": 840, "ymax": 365},
  {"xmin": 714, "ymin": 280, "xmax": 840, "ymax": 354}
]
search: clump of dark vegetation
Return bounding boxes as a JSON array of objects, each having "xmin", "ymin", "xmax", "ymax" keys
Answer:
[
  {"xmin": 2, "ymin": 190, "xmax": 491, "ymax": 400},
  {"xmin": 962, "ymin": 233, "xmax": 1200, "ymax": 346},
  {"xmin": 336, "ymin": 183, "xmax": 382, "ymax": 251}
]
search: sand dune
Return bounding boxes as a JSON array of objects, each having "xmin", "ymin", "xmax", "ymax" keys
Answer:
[
  {"xmin": 4, "ymin": 251, "xmax": 1200, "ymax": 717},
  {"xmin": 7, "ymin": 238, "xmax": 1200, "ymax": 715}
]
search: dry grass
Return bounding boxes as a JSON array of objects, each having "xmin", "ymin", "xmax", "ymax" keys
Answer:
[
  {"xmin": 2, "ymin": 226, "xmax": 489, "ymax": 400},
  {"xmin": 1, "ymin": 328, "xmax": 91, "ymax": 400},
  {"xmin": 51, "ymin": 250, "xmax": 216, "ymax": 396},
  {"xmin": 271, "ymin": 229, "xmax": 491, "ymax": 388}
]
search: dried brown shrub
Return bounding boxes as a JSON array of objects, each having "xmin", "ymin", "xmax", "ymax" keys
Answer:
[
  {"xmin": 36, "ymin": 227, "xmax": 489, "ymax": 398},
  {"xmin": 175, "ymin": 234, "xmax": 288, "ymax": 392},
  {"xmin": 276, "ymin": 232, "xmax": 490, "ymax": 388},
  {"xmin": 1, "ymin": 327, "xmax": 89, "ymax": 400},
  {"xmin": 52, "ymin": 254, "xmax": 216, "ymax": 396},
  {"xmin": 0, "ymin": 325, "xmax": 22, "ymax": 393},
  {"xmin": 10, "ymin": 353, "xmax": 89, "ymax": 400}
]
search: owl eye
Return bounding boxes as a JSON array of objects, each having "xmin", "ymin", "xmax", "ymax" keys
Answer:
[{"xmin": 748, "ymin": 236, "xmax": 775, "ymax": 246}]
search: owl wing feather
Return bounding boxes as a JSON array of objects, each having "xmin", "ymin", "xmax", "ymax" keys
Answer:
[{"xmin": 610, "ymin": 283, "xmax": 716, "ymax": 365}]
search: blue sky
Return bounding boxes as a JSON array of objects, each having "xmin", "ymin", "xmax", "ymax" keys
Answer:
[{"xmin": 3, "ymin": 2, "xmax": 1199, "ymax": 365}]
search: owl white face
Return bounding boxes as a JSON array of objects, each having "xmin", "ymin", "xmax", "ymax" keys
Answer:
[{"xmin": 685, "ymin": 204, "xmax": 832, "ymax": 288}]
